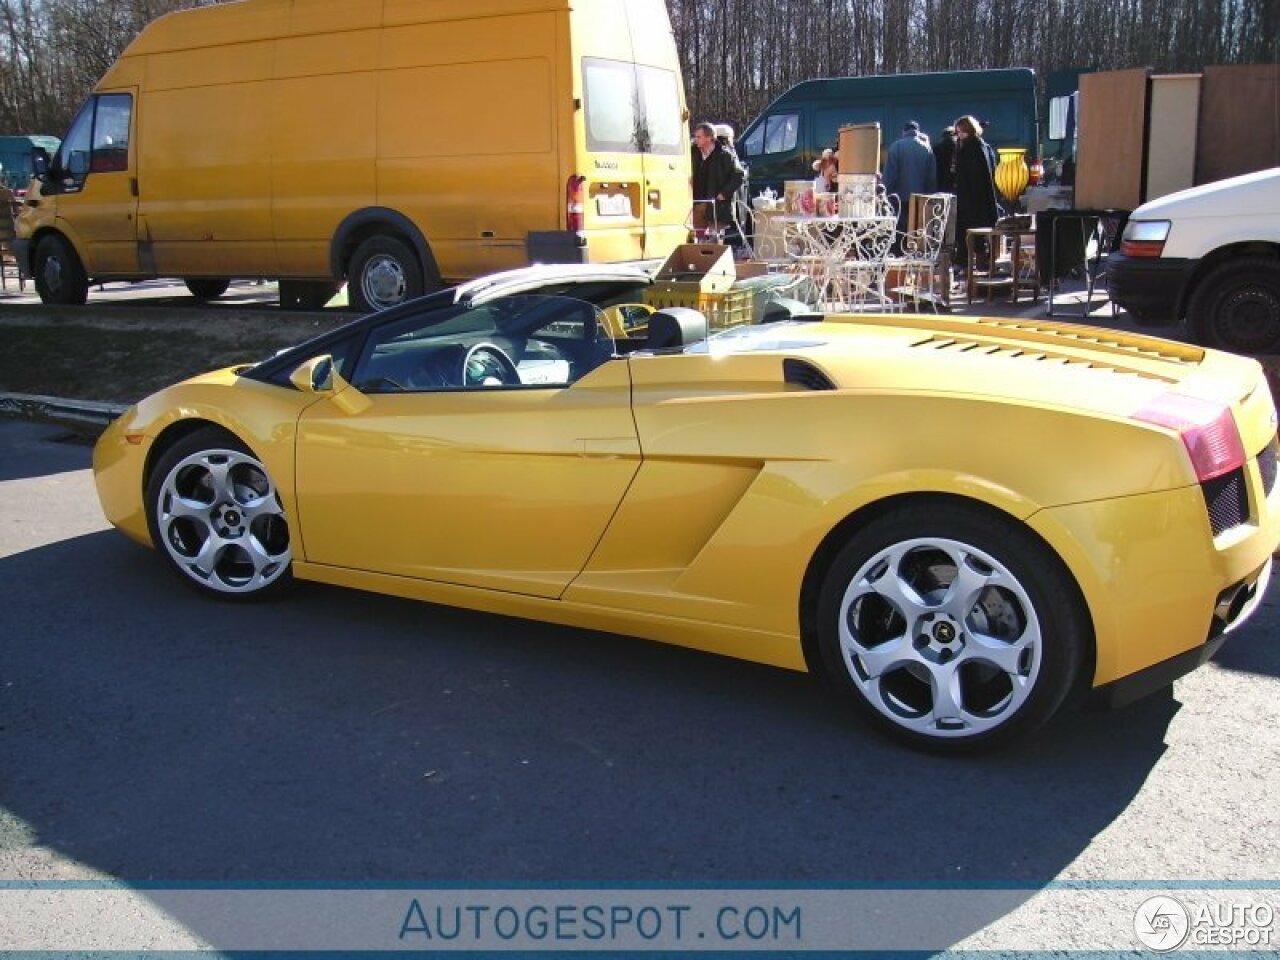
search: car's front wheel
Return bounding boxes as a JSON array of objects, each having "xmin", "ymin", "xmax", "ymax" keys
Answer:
[
  {"xmin": 816, "ymin": 501, "xmax": 1087, "ymax": 752},
  {"xmin": 145, "ymin": 428, "xmax": 293, "ymax": 599}
]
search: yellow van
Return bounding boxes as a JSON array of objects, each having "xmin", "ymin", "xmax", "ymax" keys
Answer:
[{"xmin": 15, "ymin": 0, "xmax": 692, "ymax": 311}]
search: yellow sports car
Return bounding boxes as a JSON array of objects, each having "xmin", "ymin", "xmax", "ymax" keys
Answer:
[{"xmin": 93, "ymin": 265, "xmax": 1280, "ymax": 751}]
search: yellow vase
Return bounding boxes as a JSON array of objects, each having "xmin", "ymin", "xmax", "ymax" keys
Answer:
[{"xmin": 994, "ymin": 148, "xmax": 1030, "ymax": 204}]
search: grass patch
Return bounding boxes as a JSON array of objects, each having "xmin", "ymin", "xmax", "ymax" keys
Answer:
[{"xmin": 0, "ymin": 312, "xmax": 349, "ymax": 404}]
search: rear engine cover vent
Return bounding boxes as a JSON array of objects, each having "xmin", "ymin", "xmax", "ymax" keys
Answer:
[{"xmin": 911, "ymin": 335, "xmax": 1176, "ymax": 382}]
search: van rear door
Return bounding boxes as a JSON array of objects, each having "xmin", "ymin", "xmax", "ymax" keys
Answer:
[
  {"xmin": 574, "ymin": 0, "xmax": 691, "ymax": 262},
  {"xmin": 625, "ymin": 2, "xmax": 689, "ymax": 258}
]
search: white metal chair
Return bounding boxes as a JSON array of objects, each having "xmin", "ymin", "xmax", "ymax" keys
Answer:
[{"xmin": 886, "ymin": 193, "xmax": 954, "ymax": 312}]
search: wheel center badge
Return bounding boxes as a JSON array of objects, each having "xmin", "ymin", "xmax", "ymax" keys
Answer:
[{"xmin": 934, "ymin": 622, "xmax": 956, "ymax": 644}]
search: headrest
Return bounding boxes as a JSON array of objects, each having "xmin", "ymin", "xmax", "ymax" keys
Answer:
[
  {"xmin": 647, "ymin": 307, "xmax": 708, "ymax": 350},
  {"xmin": 761, "ymin": 297, "xmax": 824, "ymax": 324}
]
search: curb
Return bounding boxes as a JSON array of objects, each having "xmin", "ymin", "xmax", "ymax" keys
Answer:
[{"xmin": 0, "ymin": 392, "xmax": 126, "ymax": 433}]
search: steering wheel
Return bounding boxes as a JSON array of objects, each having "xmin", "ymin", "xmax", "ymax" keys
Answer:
[{"xmin": 460, "ymin": 342, "xmax": 521, "ymax": 387}]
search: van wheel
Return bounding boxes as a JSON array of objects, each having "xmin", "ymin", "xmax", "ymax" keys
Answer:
[
  {"xmin": 34, "ymin": 235, "xmax": 89, "ymax": 306},
  {"xmin": 1187, "ymin": 258, "xmax": 1280, "ymax": 355},
  {"xmin": 348, "ymin": 236, "xmax": 424, "ymax": 313},
  {"xmin": 185, "ymin": 278, "xmax": 231, "ymax": 301}
]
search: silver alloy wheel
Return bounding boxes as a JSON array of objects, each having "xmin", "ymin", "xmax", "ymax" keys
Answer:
[
  {"xmin": 156, "ymin": 448, "xmax": 291, "ymax": 594},
  {"xmin": 361, "ymin": 253, "xmax": 407, "ymax": 310},
  {"xmin": 838, "ymin": 536, "xmax": 1042, "ymax": 738}
]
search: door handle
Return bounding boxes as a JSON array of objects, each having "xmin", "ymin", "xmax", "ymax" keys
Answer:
[{"xmin": 130, "ymin": 177, "xmax": 139, "ymax": 197}]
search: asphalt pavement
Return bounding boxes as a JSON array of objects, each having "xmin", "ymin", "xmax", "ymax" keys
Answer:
[{"xmin": 1, "ymin": 418, "xmax": 1278, "ymax": 952}]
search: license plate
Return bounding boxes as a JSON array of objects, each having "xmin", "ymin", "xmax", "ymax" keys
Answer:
[{"xmin": 596, "ymin": 194, "xmax": 632, "ymax": 217}]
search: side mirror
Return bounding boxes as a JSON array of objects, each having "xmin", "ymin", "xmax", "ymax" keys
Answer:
[
  {"xmin": 290, "ymin": 355, "xmax": 335, "ymax": 394},
  {"xmin": 67, "ymin": 151, "xmax": 89, "ymax": 178},
  {"xmin": 32, "ymin": 148, "xmax": 49, "ymax": 178},
  {"xmin": 289, "ymin": 354, "xmax": 371, "ymax": 415}
]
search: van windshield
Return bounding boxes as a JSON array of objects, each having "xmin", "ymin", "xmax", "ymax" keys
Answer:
[{"xmin": 583, "ymin": 58, "xmax": 682, "ymax": 155}]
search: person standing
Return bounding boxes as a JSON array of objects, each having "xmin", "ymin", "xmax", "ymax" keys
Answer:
[
  {"xmin": 952, "ymin": 115, "xmax": 999, "ymax": 269},
  {"xmin": 883, "ymin": 120, "xmax": 937, "ymax": 240},
  {"xmin": 690, "ymin": 121, "xmax": 744, "ymax": 239},
  {"xmin": 933, "ymin": 126, "xmax": 957, "ymax": 193}
]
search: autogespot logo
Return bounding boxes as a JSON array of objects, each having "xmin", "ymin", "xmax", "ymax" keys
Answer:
[{"xmin": 1134, "ymin": 895, "xmax": 1191, "ymax": 952}]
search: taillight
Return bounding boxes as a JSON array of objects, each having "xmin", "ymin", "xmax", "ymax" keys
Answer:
[
  {"xmin": 1133, "ymin": 392, "xmax": 1246, "ymax": 482},
  {"xmin": 566, "ymin": 175, "xmax": 586, "ymax": 232},
  {"xmin": 1119, "ymin": 219, "xmax": 1171, "ymax": 258}
]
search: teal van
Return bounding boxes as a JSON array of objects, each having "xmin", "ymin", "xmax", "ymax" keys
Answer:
[
  {"xmin": 0, "ymin": 135, "xmax": 60, "ymax": 190},
  {"xmin": 738, "ymin": 68, "xmax": 1039, "ymax": 195}
]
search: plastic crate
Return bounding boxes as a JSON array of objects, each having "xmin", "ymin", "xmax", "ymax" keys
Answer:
[{"xmin": 644, "ymin": 285, "xmax": 756, "ymax": 330}]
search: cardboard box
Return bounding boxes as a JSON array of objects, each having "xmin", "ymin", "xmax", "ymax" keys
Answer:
[
  {"xmin": 839, "ymin": 122, "xmax": 881, "ymax": 174},
  {"xmin": 652, "ymin": 244, "xmax": 736, "ymax": 294},
  {"xmin": 734, "ymin": 260, "xmax": 771, "ymax": 280}
]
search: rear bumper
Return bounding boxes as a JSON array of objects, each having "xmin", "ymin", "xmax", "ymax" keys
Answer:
[
  {"xmin": 1089, "ymin": 557, "xmax": 1271, "ymax": 709},
  {"xmin": 1107, "ymin": 252, "xmax": 1196, "ymax": 324},
  {"xmin": 1030, "ymin": 455, "xmax": 1280, "ymax": 696}
]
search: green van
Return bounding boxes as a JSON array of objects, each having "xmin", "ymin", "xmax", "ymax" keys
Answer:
[{"xmin": 738, "ymin": 68, "xmax": 1039, "ymax": 195}]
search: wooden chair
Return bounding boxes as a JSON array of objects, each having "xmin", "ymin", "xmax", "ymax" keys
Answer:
[{"xmin": 0, "ymin": 187, "xmax": 25, "ymax": 292}]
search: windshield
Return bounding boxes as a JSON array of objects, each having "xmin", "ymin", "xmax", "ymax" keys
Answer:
[{"xmin": 351, "ymin": 295, "xmax": 616, "ymax": 393}]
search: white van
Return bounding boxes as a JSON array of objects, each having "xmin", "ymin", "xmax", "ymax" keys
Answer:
[{"xmin": 1109, "ymin": 167, "xmax": 1280, "ymax": 354}]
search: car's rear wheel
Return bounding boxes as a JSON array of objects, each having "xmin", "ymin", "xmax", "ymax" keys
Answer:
[
  {"xmin": 184, "ymin": 277, "xmax": 231, "ymax": 301},
  {"xmin": 816, "ymin": 501, "xmax": 1087, "ymax": 753},
  {"xmin": 33, "ymin": 234, "xmax": 89, "ymax": 306},
  {"xmin": 145, "ymin": 428, "xmax": 293, "ymax": 599},
  {"xmin": 1187, "ymin": 257, "xmax": 1280, "ymax": 355}
]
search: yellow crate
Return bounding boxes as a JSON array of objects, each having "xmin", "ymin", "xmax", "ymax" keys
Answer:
[{"xmin": 644, "ymin": 285, "xmax": 756, "ymax": 331}]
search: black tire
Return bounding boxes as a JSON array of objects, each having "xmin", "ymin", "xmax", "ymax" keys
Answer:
[
  {"xmin": 33, "ymin": 234, "xmax": 89, "ymax": 306},
  {"xmin": 279, "ymin": 279, "xmax": 340, "ymax": 311},
  {"xmin": 184, "ymin": 277, "xmax": 231, "ymax": 301},
  {"xmin": 145, "ymin": 426, "xmax": 293, "ymax": 601},
  {"xmin": 347, "ymin": 235, "xmax": 425, "ymax": 314},
  {"xmin": 1187, "ymin": 257, "xmax": 1280, "ymax": 355},
  {"xmin": 815, "ymin": 500, "xmax": 1088, "ymax": 753}
]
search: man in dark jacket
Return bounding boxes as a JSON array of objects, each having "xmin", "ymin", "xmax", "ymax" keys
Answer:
[
  {"xmin": 691, "ymin": 121, "xmax": 744, "ymax": 236},
  {"xmin": 884, "ymin": 120, "xmax": 937, "ymax": 244},
  {"xmin": 934, "ymin": 126, "xmax": 957, "ymax": 193}
]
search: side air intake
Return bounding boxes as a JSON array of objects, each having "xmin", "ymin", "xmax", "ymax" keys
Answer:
[{"xmin": 783, "ymin": 358, "xmax": 836, "ymax": 391}]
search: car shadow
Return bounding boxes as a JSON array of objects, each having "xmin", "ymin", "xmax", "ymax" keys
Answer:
[
  {"xmin": 0, "ymin": 531, "xmax": 1174, "ymax": 952},
  {"xmin": 1210, "ymin": 595, "xmax": 1280, "ymax": 679},
  {"xmin": 0, "ymin": 419, "xmax": 95, "ymax": 482}
]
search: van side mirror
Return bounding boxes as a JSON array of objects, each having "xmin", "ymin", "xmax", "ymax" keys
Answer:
[
  {"xmin": 32, "ymin": 148, "xmax": 49, "ymax": 178},
  {"xmin": 67, "ymin": 151, "xmax": 89, "ymax": 178}
]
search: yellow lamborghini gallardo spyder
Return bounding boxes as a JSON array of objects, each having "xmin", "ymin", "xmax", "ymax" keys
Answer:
[{"xmin": 93, "ymin": 265, "xmax": 1280, "ymax": 751}]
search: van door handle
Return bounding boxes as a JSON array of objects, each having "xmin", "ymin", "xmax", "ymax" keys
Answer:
[
  {"xmin": 647, "ymin": 188, "xmax": 660, "ymax": 205},
  {"xmin": 130, "ymin": 177, "xmax": 138, "ymax": 197}
]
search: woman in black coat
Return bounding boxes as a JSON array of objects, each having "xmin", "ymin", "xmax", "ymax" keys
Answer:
[{"xmin": 952, "ymin": 115, "xmax": 999, "ymax": 267}]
